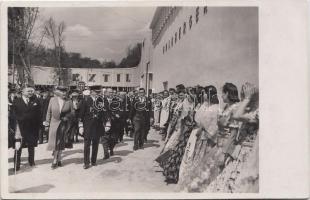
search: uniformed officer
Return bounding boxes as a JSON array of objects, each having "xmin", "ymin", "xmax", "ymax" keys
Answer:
[
  {"xmin": 129, "ymin": 88, "xmax": 152, "ymax": 151},
  {"xmin": 108, "ymin": 93, "xmax": 125, "ymax": 155},
  {"xmin": 78, "ymin": 85, "xmax": 108, "ymax": 169}
]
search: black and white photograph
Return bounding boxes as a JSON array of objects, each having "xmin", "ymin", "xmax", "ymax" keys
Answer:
[{"xmin": 1, "ymin": 0, "xmax": 309, "ymax": 199}]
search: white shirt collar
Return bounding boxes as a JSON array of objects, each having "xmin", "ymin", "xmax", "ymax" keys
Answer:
[{"xmin": 22, "ymin": 96, "xmax": 29, "ymax": 104}]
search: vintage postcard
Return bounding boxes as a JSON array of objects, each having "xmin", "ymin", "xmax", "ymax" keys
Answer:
[{"xmin": 0, "ymin": 0, "xmax": 308, "ymax": 199}]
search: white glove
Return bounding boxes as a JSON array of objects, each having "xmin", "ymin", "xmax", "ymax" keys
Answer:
[
  {"xmin": 15, "ymin": 141, "xmax": 21, "ymax": 150},
  {"xmin": 105, "ymin": 121, "xmax": 111, "ymax": 132},
  {"xmin": 79, "ymin": 126, "xmax": 84, "ymax": 135},
  {"xmin": 43, "ymin": 121, "xmax": 49, "ymax": 127}
]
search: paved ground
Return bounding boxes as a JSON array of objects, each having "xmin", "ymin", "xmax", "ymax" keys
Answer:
[{"xmin": 8, "ymin": 129, "xmax": 177, "ymax": 193}]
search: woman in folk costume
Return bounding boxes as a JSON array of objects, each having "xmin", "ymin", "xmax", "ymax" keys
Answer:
[
  {"xmin": 159, "ymin": 89, "xmax": 176, "ymax": 141},
  {"xmin": 153, "ymin": 93, "xmax": 162, "ymax": 129},
  {"xmin": 178, "ymin": 85, "xmax": 220, "ymax": 190},
  {"xmin": 205, "ymin": 83, "xmax": 259, "ymax": 193},
  {"xmin": 156, "ymin": 85, "xmax": 196, "ymax": 184},
  {"xmin": 44, "ymin": 86, "xmax": 75, "ymax": 169},
  {"xmin": 160, "ymin": 85, "xmax": 187, "ymax": 154},
  {"xmin": 180, "ymin": 83, "xmax": 241, "ymax": 192}
]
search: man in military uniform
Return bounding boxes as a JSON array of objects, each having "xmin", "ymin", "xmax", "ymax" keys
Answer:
[
  {"xmin": 100, "ymin": 88, "xmax": 113, "ymax": 159},
  {"xmin": 130, "ymin": 88, "xmax": 152, "ymax": 151},
  {"xmin": 78, "ymin": 85, "xmax": 108, "ymax": 169},
  {"xmin": 108, "ymin": 93, "xmax": 125, "ymax": 155}
]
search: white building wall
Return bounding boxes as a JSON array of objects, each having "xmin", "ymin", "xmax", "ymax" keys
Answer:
[
  {"xmin": 149, "ymin": 7, "xmax": 258, "ymax": 92},
  {"xmin": 137, "ymin": 31, "xmax": 153, "ymax": 90}
]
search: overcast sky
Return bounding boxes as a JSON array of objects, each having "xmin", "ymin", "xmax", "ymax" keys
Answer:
[{"xmin": 36, "ymin": 7, "xmax": 156, "ymax": 64}]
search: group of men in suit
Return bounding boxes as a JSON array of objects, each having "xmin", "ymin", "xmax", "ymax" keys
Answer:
[{"xmin": 9, "ymin": 84, "xmax": 153, "ymax": 171}]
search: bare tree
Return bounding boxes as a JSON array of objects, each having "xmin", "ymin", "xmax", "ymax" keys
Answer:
[
  {"xmin": 44, "ymin": 17, "xmax": 67, "ymax": 85},
  {"xmin": 8, "ymin": 7, "xmax": 39, "ymax": 85}
]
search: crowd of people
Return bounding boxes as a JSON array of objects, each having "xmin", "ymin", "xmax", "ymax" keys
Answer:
[
  {"xmin": 8, "ymin": 81, "xmax": 259, "ymax": 192},
  {"xmin": 153, "ymin": 82, "xmax": 259, "ymax": 192},
  {"xmin": 8, "ymin": 85, "xmax": 152, "ymax": 171}
]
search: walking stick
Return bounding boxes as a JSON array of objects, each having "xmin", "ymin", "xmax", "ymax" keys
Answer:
[{"xmin": 14, "ymin": 149, "xmax": 17, "ymax": 175}]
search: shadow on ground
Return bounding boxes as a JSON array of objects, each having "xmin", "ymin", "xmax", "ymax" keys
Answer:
[
  {"xmin": 143, "ymin": 139, "xmax": 161, "ymax": 148},
  {"xmin": 114, "ymin": 150, "xmax": 133, "ymax": 156},
  {"xmin": 12, "ymin": 184, "xmax": 55, "ymax": 193},
  {"xmin": 97, "ymin": 156, "xmax": 122, "ymax": 165}
]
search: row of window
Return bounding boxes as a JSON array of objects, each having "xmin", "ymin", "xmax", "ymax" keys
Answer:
[
  {"xmin": 102, "ymin": 73, "xmax": 131, "ymax": 82},
  {"xmin": 72, "ymin": 73, "xmax": 131, "ymax": 83},
  {"xmin": 162, "ymin": 6, "xmax": 208, "ymax": 54}
]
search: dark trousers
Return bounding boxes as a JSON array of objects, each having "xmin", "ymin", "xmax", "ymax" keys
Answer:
[
  {"xmin": 14, "ymin": 146, "xmax": 35, "ymax": 168},
  {"xmin": 119, "ymin": 121, "xmax": 125, "ymax": 142},
  {"xmin": 101, "ymin": 135, "xmax": 110, "ymax": 157},
  {"xmin": 133, "ymin": 119, "xmax": 145, "ymax": 149},
  {"xmin": 84, "ymin": 138, "xmax": 99, "ymax": 165},
  {"xmin": 38, "ymin": 127, "xmax": 48, "ymax": 144}
]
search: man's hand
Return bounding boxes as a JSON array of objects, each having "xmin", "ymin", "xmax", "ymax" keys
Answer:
[
  {"xmin": 15, "ymin": 141, "xmax": 21, "ymax": 150},
  {"xmin": 79, "ymin": 127, "xmax": 84, "ymax": 135},
  {"xmin": 43, "ymin": 121, "xmax": 49, "ymax": 131}
]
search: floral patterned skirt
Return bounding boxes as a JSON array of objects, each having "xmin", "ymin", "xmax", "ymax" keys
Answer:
[{"xmin": 160, "ymin": 123, "xmax": 194, "ymax": 184}]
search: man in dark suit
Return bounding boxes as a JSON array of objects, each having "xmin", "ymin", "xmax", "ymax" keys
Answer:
[
  {"xmin": 130, "ymin": 88, "xmax": 152, "ymax": 151},
  {"xmin": 78, "ymin": 85, "xmax": 109, "ymax": 169},
  {"xmin": 13, "ymin": 85, "xmax": 41, "ymax": 171}
]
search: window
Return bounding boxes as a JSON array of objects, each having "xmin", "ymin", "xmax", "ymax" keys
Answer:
[
  {"xmin": 179, "ymin": 27, "xmax": 181, "ymax": 40},
  {"xmin": 171, "ymin": 37, "xmax": 173, "ymax": 47},
  {"xmin": 117, "ymin": 74, "xmax": 121, "ymax": 82},
  {"xmin": 126, "ymin": 74, "xmax": 130, "ymax": 82},
  {"xmin": 196, "ymin": 7, "xmax": 199, "ymax": 23},
  {"xmin": 183, "ymin": 22, "xmax": 186, "ymax": 35},
  {"xmin": 72, "ymin": 74, "xmax": 80, "ymax": 81},
  {"xmin": 204, "ymin": 6, "xmax": 208, "ymax": 15},
  {"xmin": 175, "ymin": 32, "xmax": 177, "ymax": 43},
  {"xmin": 103, "ymin": 74, "xmax": 109, "ymax": 82},
  {"xmin": 189, "ymin": 15, "xmax": 193, "ymax": 29}
]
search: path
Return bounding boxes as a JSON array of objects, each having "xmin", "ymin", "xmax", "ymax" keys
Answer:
[{"xmin": 8, "ymin": 129, "xmax": 177, "ymax": 193}]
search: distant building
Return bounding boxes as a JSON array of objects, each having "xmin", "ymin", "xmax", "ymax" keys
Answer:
[
  {"xmin": 140, "ymin": 6, "xmax": 259, "ymax": 93},
  {"xmin": 70, "ymin": 67, "xmax": 140, "ymax": 91},
  {"xmin": 9, "ymin": 7, "xmax": 258, "ymax": 94},
  {"xmin": 9, "ymin": 65, "xmax": 140, "ymax": 91}
]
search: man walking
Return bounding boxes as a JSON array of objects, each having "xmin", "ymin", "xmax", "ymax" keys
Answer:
[
  {"xmin": 78, "ymin": 85, "xmax": 108, "ymax": 169},
  {"xmin": 130, "ymin": 88, "xmax": 152, "ymax": 151},
  {"xmin": 13, "ymin": 85, "xmax": 41, "ymax": 171}
]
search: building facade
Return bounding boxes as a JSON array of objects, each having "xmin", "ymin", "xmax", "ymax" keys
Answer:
[
  {"xmin": 9, "ymin": 66, "xmax": 141, "ymax": 91},
  {"xmin": 143, "ymin": 6, "xmax": 258, "ymax": 93},
  {"xmin": 9, "ymin": 7, "xmax": 258, "ymax": 94}
]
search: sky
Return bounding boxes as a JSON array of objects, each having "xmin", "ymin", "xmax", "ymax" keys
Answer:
[{"xmin": 35, "ymin": 7, "xmax": 156, "ymax": 64}]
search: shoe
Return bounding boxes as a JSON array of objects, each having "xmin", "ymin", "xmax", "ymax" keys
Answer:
[
  {"xmin": 83, "ymin": 164, "xmax": 90, "ymax": 169},
  {"xmin": 57, "ymin": 161, "xmax": 62, "ymax": 167},
  {"xmin": 110, "ymin": 150, "xmax": 114, "ymax": 156},
  {"xmin": 51, "ymin": 163, "xmax": 57, "ymax": 169},
  {"xmin": 103, "ymin": 155, "xmax": 110, "ymax": 160},
  {"xmin": 29, "ymin": 162, "xmax": 35, "ymax": 167},
  {"xmin": 91, "ymin": 162, "xmax": 97, "ymax": 166},
  {"xmin": 133, "ymin": 146, "xmax": 138, "ymax": 151}
]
